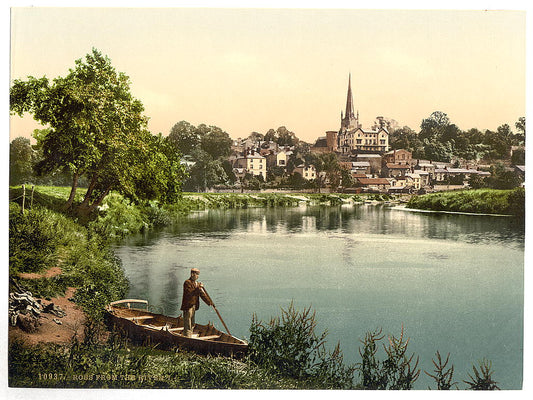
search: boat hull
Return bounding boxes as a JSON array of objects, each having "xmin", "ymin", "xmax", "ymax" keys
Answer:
[{"xmin": 105, "ymin": 300, "xmax": 248, "ymax": 358}]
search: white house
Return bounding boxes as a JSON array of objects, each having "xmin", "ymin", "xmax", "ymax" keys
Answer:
[
  {"xmin": 234, "ymin": 153, "xmax": 266, "ymax": 179},
  {"xmin": 293, "ymin": 164, "xmax": 317, "ymax": 180}
]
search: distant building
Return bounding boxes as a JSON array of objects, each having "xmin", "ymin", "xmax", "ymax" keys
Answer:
[
  {"xmin": 310, "ymin": 131, "xmax": 338, "ymax": 154},
  {"xmin": 293, "ymin": 164, "xmax": 317, "ymax": 180},
  {"xmin": 234, "ymin": 151, "xmax": 267, "ymax": 180},
  {"xmin": 433, "ymin": 167, "xmax": 490, "ymax": 183},
  {"xmin": 382, "ymin": 163, "xmax": 411, "ymax": 178},
  {"xmin": 356, "ymin": 177, "xmax": 391, "ymax": 192},
  {"xmin": 336, "ymin": 75, "xmax": 389, "ymax": 154},
  {"xmin": 356, "ymin": 154, "xmax": 382, "ymax": 174},
  {"xmin": 384, "ymin": 149, "xmax": 412, "ymax": 165}
]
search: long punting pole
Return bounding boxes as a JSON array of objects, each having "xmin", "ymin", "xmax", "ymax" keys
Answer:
[{"xmin": 201, "ymin": 286, "xmax": 232, "ymax": 336}]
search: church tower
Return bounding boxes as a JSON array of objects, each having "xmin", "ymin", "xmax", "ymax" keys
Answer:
[{"xmin": 340, "ymin": 74, "xmax": 360, "ymax": 131}]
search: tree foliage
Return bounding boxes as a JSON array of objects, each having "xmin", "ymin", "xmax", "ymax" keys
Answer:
[
  {"xmin": 390, "ymin": 112, "xmax": 526, "ymax": 163},
  {"xmin": 167, "ymin": 121, "xmax": 199, "ymax": 155},
  {"xmin": 168, "ymin": 121, "xmax": 232, "ymax": 159},
  {"xmin": 262, "ymin": 126, "xmax": 299, "ymax": 147},
  {"xmin": 182, "ymin": 149, "xmax": 228, "ymax": 192},
  {"xmin": 9, "ymin": 137, "xmax": 35, "ymax": 185},
  {"xmin": 11, "ymin": 49, "xmax": 185, "ymax": 216}
]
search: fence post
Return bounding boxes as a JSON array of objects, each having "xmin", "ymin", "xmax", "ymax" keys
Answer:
[
  {"xmin": 21, "ymin": 184, "xmax": 26, "ymax": 214},
  {"xmin": 30, "ymin": 185, "xmax": 35, "ymax": 210}
]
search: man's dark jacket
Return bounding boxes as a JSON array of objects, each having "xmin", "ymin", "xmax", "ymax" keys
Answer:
[{"xmin": 180, "ymin": 279, "xmax": 210, "ymax": 311}]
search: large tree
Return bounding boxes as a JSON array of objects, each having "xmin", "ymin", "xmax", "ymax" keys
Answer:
[
  {"xmin": 200, "ymin": 124, "xmax": 232, "ymax": 159},
  {"xmin": 167, "ymin": 120, "xmax": 200, "ymax": 155},
  {"xmin": 419, "ymin": 111, "xmax": 451, "ymax": 142},
  {"xmin": 10, "ymin": 48, "xmax": 183, "ymax": 215},
  {"xmin": 167, "ymin": 121, "xmax": 232, "ymax": 159},
  {"xmin": 183, "ymin": 149, "xmax": 228, "ymax": 192}
]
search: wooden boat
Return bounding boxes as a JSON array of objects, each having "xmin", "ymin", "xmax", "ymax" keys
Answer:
[{"xmin": 105, "ymin": 299, "xmax": 248, "ymax": 358}]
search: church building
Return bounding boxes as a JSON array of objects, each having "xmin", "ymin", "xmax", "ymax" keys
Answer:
[{"xmin": 336, "ymin": 75, "xmax": 390, "ymax": 154}]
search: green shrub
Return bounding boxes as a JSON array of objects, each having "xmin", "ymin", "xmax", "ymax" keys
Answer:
[
  {"xmin": 143, "ymin": 201, "xmax": 173, "ymax": 227},
  {"xmin": 356, "ymin": 326, "xmax": 420, "ymax": 390},
  {"xmin": 89, "ymin": 193, "xmax": 147, "ymax": 238},
  {"xmin": 9, "ymin": 203, "xmax": 62, "ymax": 274},
  {"xmin": 248, "ymin": 302, "xmax": 355, "ymax": 389},
  {"xmin": 506, "ymin": 187, "xmax": 525, "ymax": 217},
  {"xmin": 463, "ymin": 359, "xmax": 500, "ymax": 390},
  {"xmin": 425, "ymin": 351, "xmax": 457, "ymax": 390}
]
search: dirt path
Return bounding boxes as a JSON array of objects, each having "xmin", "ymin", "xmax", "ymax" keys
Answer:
[
  {"xmin": 17, "ymin": 266, "xmax": 63, "ymax": 280},
  {"xmin": 9, "ymin": 287, "xmax": 87, "ymax": 345}
]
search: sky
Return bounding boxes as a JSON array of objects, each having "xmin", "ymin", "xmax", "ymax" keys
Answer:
[{"xmin": 7, "ymin": 4, "xmax": 528, "ymax": 145}]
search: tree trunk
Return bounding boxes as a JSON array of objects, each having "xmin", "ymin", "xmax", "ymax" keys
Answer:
[
  {"xmin": 76, "ymin": 185, "xmax": 111, "ymax": 218},
  {"xmin": 80, "ymin": 172, "xmax": 98, "ymax": 208},
  {"xmin": 62, "ymin": 172, "xmax": 80, "ymax": 211},
  {"xmin": 90, "ymin": 186, "xmax": 111, "ymax": 210}
]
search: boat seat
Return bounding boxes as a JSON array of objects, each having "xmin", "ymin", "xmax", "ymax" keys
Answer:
[
  {"xmin": 125, "ymin": 316, "xmax": 153, "ymax": 321},
  {"xmin": 168, "ymin": 327, "xmax": 184, "ymax": 332},
  {"xmin": 144, "ymin": 324, "xmax": 165, "ymax": 330},
  {"xmin": 200, "ymin": 335, "xmax": 221, "ymax": 340}
]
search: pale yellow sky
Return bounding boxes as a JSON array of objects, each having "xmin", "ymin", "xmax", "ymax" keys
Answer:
[{"xmin": 9, "ymin": 7, "xmax": 526, "ymax": 143}]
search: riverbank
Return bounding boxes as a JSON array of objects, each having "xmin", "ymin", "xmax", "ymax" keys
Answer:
[{"xmin": 406, "ymin": 188, "xmax": 525, "ymax": 217}]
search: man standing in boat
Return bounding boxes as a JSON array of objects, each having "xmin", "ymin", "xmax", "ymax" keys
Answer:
[{"xmin": 181, "ymin": 268, "xmax": 212, "ymax": 337}]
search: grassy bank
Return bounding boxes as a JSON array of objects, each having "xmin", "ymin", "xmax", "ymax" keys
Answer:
[
  {"xmin": 9, "ymin": 202, "xmax": 129, "ymax": 319},
  {"xmin": 406, "ymin": 188, "xmax": 525, "ymax": 216}
]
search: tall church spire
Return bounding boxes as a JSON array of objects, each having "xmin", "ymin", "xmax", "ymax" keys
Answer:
[
  {"xmin": 341, "ymin": 73, "xmax": 358, "ymax": 130},
  {"xmin": 345, "ymin": 73, "xmax": 355, "ymax": 119}
]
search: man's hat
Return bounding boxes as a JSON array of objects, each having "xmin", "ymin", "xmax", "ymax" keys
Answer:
[{"xmin": 191, "ymin": 268, "xmax": 200, "ymax": 274}]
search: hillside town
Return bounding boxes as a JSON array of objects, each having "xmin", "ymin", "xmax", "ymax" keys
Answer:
[
  {"xmin": 10, "ymin": 73, "xmax": 525, "ymax": 195},
  {"xmin": 221, "ymin": 76, "xmax": 525, "ymax": 194}
]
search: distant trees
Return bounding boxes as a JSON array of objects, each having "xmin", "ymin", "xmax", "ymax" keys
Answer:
[
  {"xmin": 485, "ymin": 163, "xmax": 523, "ymax": 190},
  {"xmin": 167, "ymin": 121, "xmax": 199, "ymax": 155},
  {"xmin": 9, "ymin": 137, "xmax": 34, "ymax": 185},
  {"xmin": 168, "ymin": 121, "xmax": 232, "ymax": 158},
  {"xmin": 515, "ymin": 117, "xmax": 525, "ymax": 145},
  {"xmin": 167, "ymin": 121, "xmax": 232, "ymax": 191},
  {"xmin": 389, "ymin": 111, "xmax": 525, "ymax": 164},
  {"xmin": 10, "ymin": 48, "xmax": 186, "ymax": 215},
  {"xmin": 314, "ymin": 153, "xmax": 342, "ymax": 191},
  {"xmin": 389, "ymin": 126, "xmax": 423, "ymax": 157},
  {"xmin": 263, "ymin": 126, "xmax": 299, "ymax": 147}
]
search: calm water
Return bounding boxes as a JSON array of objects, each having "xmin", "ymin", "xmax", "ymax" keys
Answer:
[{"xmin": 113, "ymin": 204, "xmax": 524, "ymax": 389}]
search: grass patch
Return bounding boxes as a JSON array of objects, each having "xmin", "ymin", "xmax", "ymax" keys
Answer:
[{"xmin": 406, "ymin": 188, "xmax": 524, "ymax": 216}]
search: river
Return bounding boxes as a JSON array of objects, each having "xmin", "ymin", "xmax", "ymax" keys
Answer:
[{"xmin": 113, "ymin": 204, "xmax": 524, "ymax": 389}]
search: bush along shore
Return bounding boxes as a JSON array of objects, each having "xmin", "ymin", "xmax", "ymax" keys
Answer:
[
  {"xmin": 406, "ymin": 187, "xmax": 525, "ymax": 217},
  {"xmin": 9, "ymin": 186, "xmax": 501, "ymax": 389}
]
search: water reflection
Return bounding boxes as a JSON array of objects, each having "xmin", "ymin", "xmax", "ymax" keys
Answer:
[{"xmin": 129, "ymin": 206, "xmax": 524, "ymax": 250}]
